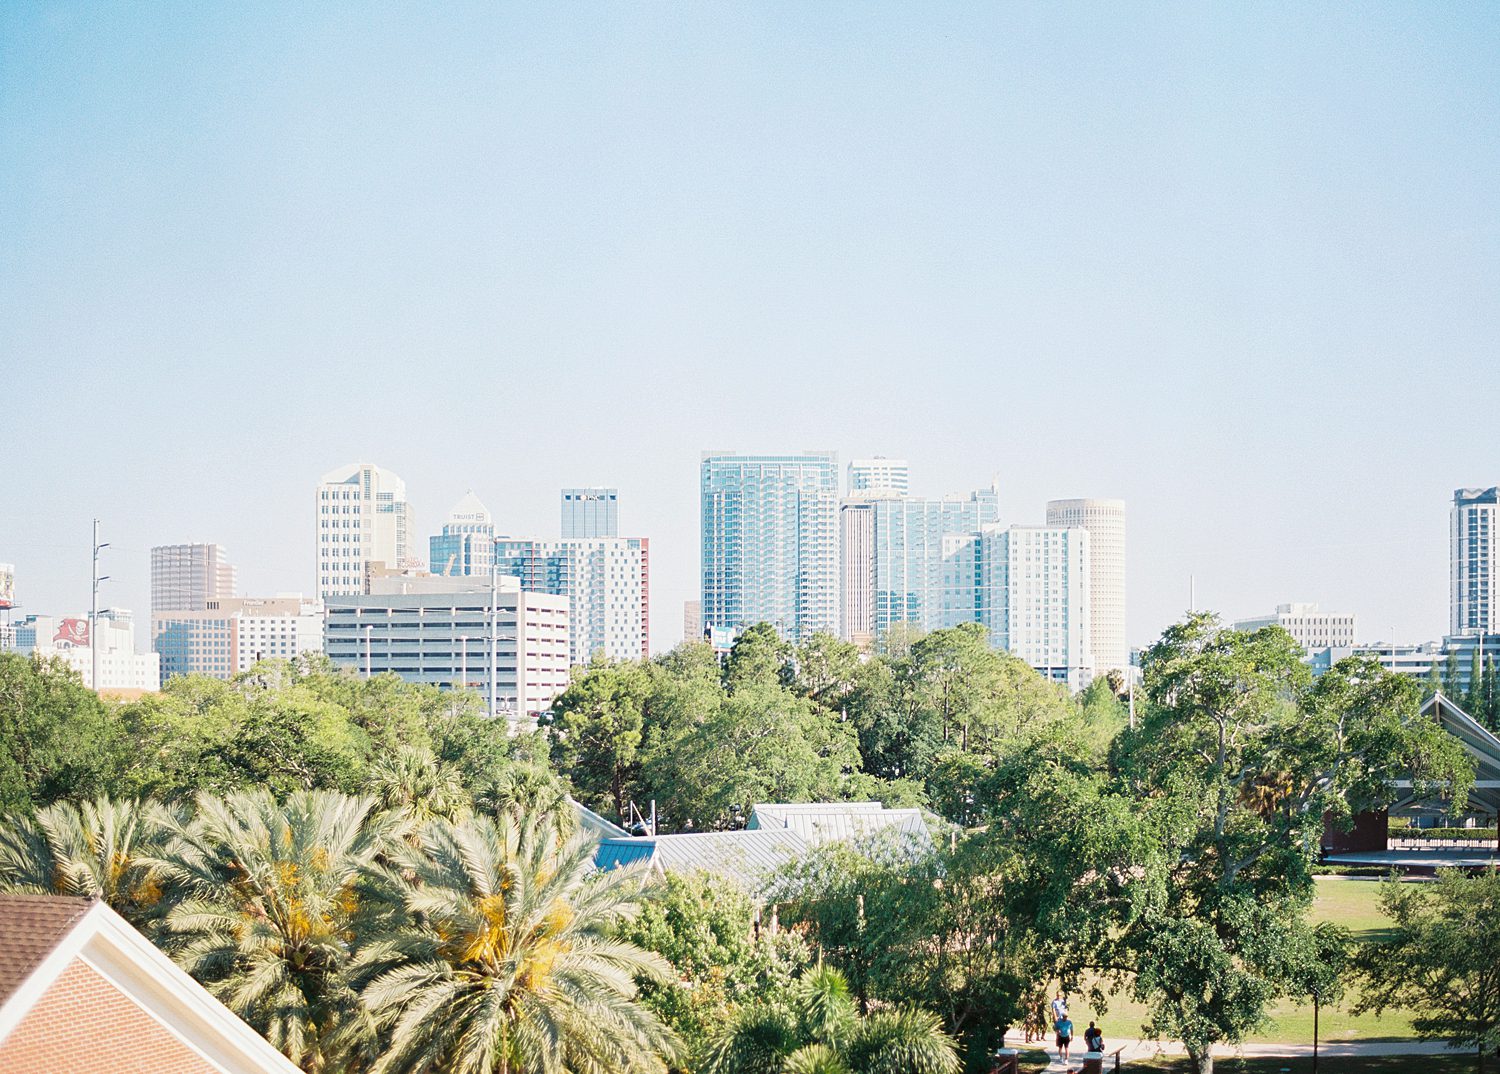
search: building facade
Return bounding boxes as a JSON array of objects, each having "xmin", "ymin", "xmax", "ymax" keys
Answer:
[
  {"xmin": 840, "ymin": 486, "xmax": 1000, "ymax": 643},
  {"xmin": 429, "ymin": 492, "xmax": 495, "ymax": 577},
  {"xmin": 683, "ymin": 600, "xmax": 702, "ymax": 644},
  {"xmin": 847, "ymin": 458, "xmax": 910, "ymax": 496},
  {"xmin": 323, "ymin": 576, "xmax": 570, "ymax": 718},
  {"xmin": 1452, "ymin": 487, "xmax": 1498, "ymax": 637},
  {"xmin": 561, "ymin": 487, "xmax": 620, "ymax": 539},
  {"xmin": 315, "ymin": 462, "xmax": 414, "ymax": 598},
  {"xmin": 1232, "ymin": 602, "xmax": 1358, "ymax": 654},
  {"xmin": 152, "ymin": 597, "xmax": 325, "ymax": 682},
  {"xmin": 14, "ymin": 610, "xmax": 160, "ymax": 693},
  {"xmin": 150, "ymin": 544, "xmax": 236, "ymax": 615},
  {"xmin": 493, "ymin": 537, "xmax": 649, "ymax": 664},
  {"xmin": 1045, "ymin": 498, "xmax": 1126, "ymax": 676},
  {"xmin": 976, "ymin": 525, "xmax": 1093, "ymax": 689},
  {"xmin": 701, "ymin": 452, "xmax": 839, "ymax": 641}
]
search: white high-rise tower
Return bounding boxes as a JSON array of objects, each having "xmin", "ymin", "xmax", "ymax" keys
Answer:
[
  {"xmin": 1452, "ymin": 487, "xmax": 1499, "ymax": 637},
  {"xmin": 316, "ymin": 462, "xmax": 414, "ymax": 598},
  {"xmin": 1045, "ymin": 498, "xmax": 1126, "ymax": 676},
  {"xmin": 151, "ymin": 543, "xmax": 236, "ymax": 614}
]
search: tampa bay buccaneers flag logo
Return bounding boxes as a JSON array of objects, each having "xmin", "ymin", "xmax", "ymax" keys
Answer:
[{"xmin": 53, "ymin": 618, "xmax": 90, "ymax": 647}]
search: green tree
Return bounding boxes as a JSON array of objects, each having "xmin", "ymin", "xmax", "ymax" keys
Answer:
[
  {"xmin": 549, "ymin": 658, "xmax": 653, "ymax": 819},
  {"xmin": 352, "ymin": 810, "xmax": 680, "ymax": 1074},
  {"xmin": 644, "ymin": 683, "xmax": 864, "ymax": 830},
  {"xmin": 616, "ymin": 871, "xmax": 810, "ymax": 1068},
  {"xmin": 0, "ymin": 653, "xmax": 123, "ymax": 813},
  {"xmin": 726, "ymin": 624, "xmax": 793, "ymax": 693},
  {"xmin": 1115, "ymin": 615, "xmax": 1474, "ymax": 1074},
  {"xmin": 369, "ymin": 744, "xmax": 469, "ymax": 824},
  {"xmin": 702, "ymin": 966, "xmax": 959, "ymax": 1074},
  {"xmin": 1353, "ymin": 870, "xmax": 1500, "ymax": 1070},
  {"xmin": 155, "ymin": 790, "xmax": 404, "ymax": 1072}
]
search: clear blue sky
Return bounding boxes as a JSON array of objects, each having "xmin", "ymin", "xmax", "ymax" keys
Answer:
[{"xmin": 3, "ymin": 2, "xmax": 1497, "ymax": 652}]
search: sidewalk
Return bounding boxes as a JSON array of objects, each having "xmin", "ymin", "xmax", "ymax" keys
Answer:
[{"xmin": 1003, "ymin": 1029, "xmax": 1456, "ymax": 1069}]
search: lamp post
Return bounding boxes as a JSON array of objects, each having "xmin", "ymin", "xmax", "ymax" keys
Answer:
[
  {"xmin": 363, "ymin": 624, "xmax": 373, "ymax": 678},
  {"xmin": 90, "ymin": 519, "xmax": 109, "ymax": 691}
]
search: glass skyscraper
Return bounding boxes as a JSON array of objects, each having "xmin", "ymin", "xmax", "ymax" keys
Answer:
[
  {"xmin": 701, "ymin": 452, "xmax": 839, "ymax": 641},
  {"xmin": 561, "ymin": 487, "xmax": 619, "ymax": 539}
]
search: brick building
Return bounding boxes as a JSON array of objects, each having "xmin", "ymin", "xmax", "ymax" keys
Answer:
[{"xmin": 0, "ymin": 895, "xmax": 299, "ymax": 1073}]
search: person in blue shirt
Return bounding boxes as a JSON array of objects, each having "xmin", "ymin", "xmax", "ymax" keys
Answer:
[{"xmin": 1055, "ymin": 1014, "xmax": 1075, "ymax": 1062}]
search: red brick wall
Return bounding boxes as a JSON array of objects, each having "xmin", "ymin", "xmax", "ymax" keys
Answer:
[
  {"xmin": 1322, "ymin": 808, "xmax": 1389, "ymax": 854},
  {"xmin": 0, "ymin": 957, "xmax": 219, "ymax": 1074}
]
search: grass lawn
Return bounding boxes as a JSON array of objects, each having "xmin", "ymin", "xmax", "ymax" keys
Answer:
[
  {"xmin": 1126, "ymin": 1055, "xmax": 1481, "ymax": 1073},
  {"xmin": 1068, "ymin": 877, "xmax": 1420, "ymax": 1046}
]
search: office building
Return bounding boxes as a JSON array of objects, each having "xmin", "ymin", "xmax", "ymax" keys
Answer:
[
  {"xmin": 1045, "ymin": 498, "xmax": 1126, "ymax": 676},
  {"xmin": 1452, "ymin": 487, "xmax": 1498, "ymax": 637},
  {"xmin": 429, "ymin": 492, "xmax": 495, "ymax": 577},
  {"xmin": 1232, "ymin": 603, "xmax": 1358, "ymax": 654},
  {"xmin": 847, "ymin": 458, "xmax": 910, "ymax": 497},
  {"xmin": 153, "ymin": 597, "xmax": 325, "ymax": 682},
  {"xmin": 14, "ymin": 609, "xmax": 160, "ymax": 694},
  {"xmin": 840, "ymin": 500, "xmax": 877, "ymax": 645},
  {"xmin": 493, "ymin": 537, "xmax": 649, "ymax": 664},
  {"xmin": 316, "ymin": 462, "xmax": 414, "ymax": 598},
  {"xmin": 683, "ymin": 600, "xmax": 702, "ymax": 644},
  {"xmin": 840, "ymin": 485, "xmax": 1001, "ymax": 643},
  {"xmin": 561, "ymin": 487, "xmax": 619, "ymax": 539},
  {"xmin": 701, "ymin": 452, "xmax": 839, "ymax": 641},
  {"xmin": 150, "ymin": 544, "xmax": 236, "ymax": 614},
  {"xmin": 977, "ymin": 525, "xmax": 1092, "ymax": 689},
  {"xmin": 323, "ymin": 575, "xmax": 570, "ymax": 718}
]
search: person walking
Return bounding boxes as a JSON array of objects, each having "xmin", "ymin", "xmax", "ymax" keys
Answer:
[
  {"xmin": 1055, "ymin": 1012, "xmax": 1075, "ymax": 1064},
  {"xmin": 1084, "ymin": 1021, "xmax": 1104, "ymax": 1054},
  {"xmin": 1050, "ymin": 992, "xmax": 1069, "ymax": 1024}
]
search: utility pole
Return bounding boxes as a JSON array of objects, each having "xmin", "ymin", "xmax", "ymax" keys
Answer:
[
  {"xmin": 91, "ymin": 519, "xmax": 109, "ymax": 691},
  {"xmin": 489, "ymin": 541, "xmax": 499, "ymax": 719}
]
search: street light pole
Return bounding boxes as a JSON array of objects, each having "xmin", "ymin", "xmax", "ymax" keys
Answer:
[
  {"xmin": 489, "ymin": 543, "xmax": 499, "ymax": 720},
  {"xmin": 363, "ymin": 624, "xmax": 372, "ymax": 678},
  {"xmin": 90, "ymin": 519, "xmax": 109, "ymax": 691}
]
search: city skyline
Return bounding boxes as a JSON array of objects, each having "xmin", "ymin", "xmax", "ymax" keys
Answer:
[{"xmin": 5, "ymin": 5, "xmax": 1497, "ymax": 652}]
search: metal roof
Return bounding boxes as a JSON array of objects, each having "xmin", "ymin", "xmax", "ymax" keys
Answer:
[
  {"xmin": 595, "ymin": 829, "xmax": 808, "ymax": 891},
  {"xmin": 747, "ymin": 802, "xmax": 933, "ymax": 848},
  {"xmin": 571, "ymin": 799, "xmax": 630, "ymax": 839}
]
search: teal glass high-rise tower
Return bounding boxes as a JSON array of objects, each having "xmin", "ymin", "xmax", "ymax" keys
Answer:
[{"xmin": 701, "ymin": 452, "xmax": 839, "ymax": 641}]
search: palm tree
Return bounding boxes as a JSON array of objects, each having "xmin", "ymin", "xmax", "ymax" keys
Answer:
[
  {"xmin": 704, "ymin": 967, "xmax": 959, "ymax": 1074},
  {"xmin": 0, "ymin": 796, "xmax": 170, "ymax": 924},
  {"xmin": 352, "ymin": 808, "xmax": 680, "ymax": 1074},
  {"xmin": 154, "ymin": 789, "xmax": 405, "ymax": 1072},
  {"xmin": 369, "ymin": 745, "xmax": 469, "ymax": 825}
]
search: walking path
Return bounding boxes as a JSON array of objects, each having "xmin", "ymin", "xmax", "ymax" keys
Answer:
[{"xmin": 1003, "ymin": 1029, "xmax": 1457, "ymax": 1069}]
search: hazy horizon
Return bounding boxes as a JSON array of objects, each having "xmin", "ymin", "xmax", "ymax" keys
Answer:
[{"xmin": 4, "ymin": 3, "xmax": 1498, "ymax": 653}]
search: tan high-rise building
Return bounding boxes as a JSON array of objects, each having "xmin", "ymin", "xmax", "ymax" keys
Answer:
[
  {"xmin": 1045, "ymin": 498, "xmax": 1126, "ymax": 676},
  {"xmin": 151, "ymin": 543, "xmax": 236, "ymax": 615}
]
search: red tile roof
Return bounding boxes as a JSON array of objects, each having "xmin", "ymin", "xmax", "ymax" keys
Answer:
[{"xmin": 0, "ymin": 896, "xmax": 93, "ymax": 1008}]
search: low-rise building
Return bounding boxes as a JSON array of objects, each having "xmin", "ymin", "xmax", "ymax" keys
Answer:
[
  {"xmin": 323, "ymin": 575, "xmax": 570, "ymax": 718},
  {"xmin": 152, "ymin": 597, "xmax": 324, "ymax": 683},
  {"xmin": 13, "ymin": 610, "xmax": 159, "ymax": 694},
  {"xmin": 0, "ymin": 895, "xmax": 302, "ymax": 1074},
  {"xmin": 1232, "ymin": 602, "xmax": 1358, "ymax": 655}
]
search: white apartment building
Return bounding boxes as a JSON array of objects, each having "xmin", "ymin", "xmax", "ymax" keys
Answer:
[
  {"xmin": 316, "ymin": 462, "xmax": 414, "ymax": 598},
  {"xmin": 152, "ymin": 596, "xmax": 325, "ymax": 682},
  {"xmin": 1232, "ymin": 603, "xmax": 1358, "ymax": 654},
  {"xmin": 839, "ymin": 499, "xmax": 878, "ymax": 646},
  {"xmin": 1045, "ymin": 498, "xmax": 1126, "ymax": 677},
  {"xmin": 978, "ymin": 525, "xmax": 1092, "ymax": 690},
  {"xmin": 1452, "ymin": 487, "xmax": 1498, "ymax": 636},
  {"xmin": 494, "ymin": 537, "xmax": 650, "ymax": 664},
  {"xmin": 14, "ymin": 610, "xmax": 160, "ymax": 693},
  {"xmin": 847, "ymin": 458, "xmax": 911, "ymax": 496},
  {"xmin": 323, "ymin": 575, "xmax": 571, "ymax": 718},
  {"xmin": 150, "ymin": 543, "xmax": 236, "ymax": 614}
]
